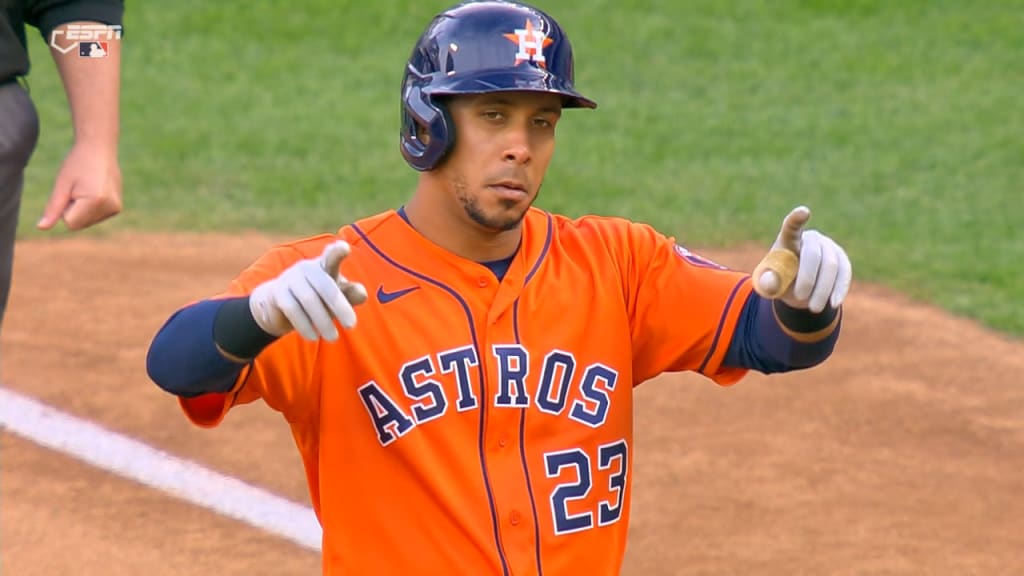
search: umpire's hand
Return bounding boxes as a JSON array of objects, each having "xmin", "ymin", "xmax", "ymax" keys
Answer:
[
  {"xmin": 248, "ymin": 240, "xmax": 368, "ymax": 341},
  {"xmin": 37, "ymin": 142, "xmax": 123, "ymax": 231}
]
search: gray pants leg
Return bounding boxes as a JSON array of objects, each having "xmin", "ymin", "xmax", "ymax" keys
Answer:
[{"xmin": 0, "ymin": 79, "xmax": 41, "ymax": 334}]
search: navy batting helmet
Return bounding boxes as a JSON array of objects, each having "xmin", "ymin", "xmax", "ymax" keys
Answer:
[{"xmin": 399, "ymin": 0, "xmax": 596, "ymax": 171}]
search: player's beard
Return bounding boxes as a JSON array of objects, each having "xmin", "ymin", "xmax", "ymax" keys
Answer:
[{"xmin": 454, "ymin": 177, "xmax": 532, "ymax": 232}]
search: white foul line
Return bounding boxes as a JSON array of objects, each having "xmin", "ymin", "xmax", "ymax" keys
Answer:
[{"xmin": 0, "ymin": 386, "xmax": 322, "ymax": 552}]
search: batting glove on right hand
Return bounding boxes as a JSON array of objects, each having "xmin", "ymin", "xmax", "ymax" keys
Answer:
[{"xmin": 249, "ymin": 240, "xmax": 368, "ymax": 341}]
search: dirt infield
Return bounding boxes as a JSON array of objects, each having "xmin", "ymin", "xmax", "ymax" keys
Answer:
[{"xmin": 2, "ymin": 232, "xmax": 1022, "ymax": 575}]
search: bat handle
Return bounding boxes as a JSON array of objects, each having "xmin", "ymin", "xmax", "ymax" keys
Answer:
[{"xmin": 752, "ymin": 248, "xmax": 799, "ymax": 299}]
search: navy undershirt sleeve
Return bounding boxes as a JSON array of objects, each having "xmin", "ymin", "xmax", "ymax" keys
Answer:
[
  {"xmin": 146, "ymin": 299, "xmax": 247, "ymax": 398},
  {"xmin": 723, "ymin": 292, "xmax": 840, "ymax": 372}
]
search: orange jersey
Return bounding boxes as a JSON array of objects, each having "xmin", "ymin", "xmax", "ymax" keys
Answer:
[{"xmin": 180, "ymin": 207, "xmax": 753, "ymax": 575}]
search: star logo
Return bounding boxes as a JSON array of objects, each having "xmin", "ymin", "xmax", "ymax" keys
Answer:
[{"xmin": 503, "ymin": 19, "xmax": 554, "ymax": 67}]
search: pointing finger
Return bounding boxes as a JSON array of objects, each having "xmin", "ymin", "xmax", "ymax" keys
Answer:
[
  {"xmin": 320, "ymin": 240, "xmax": 351, "ymax": 280},
  {"xmin": 775, "ymin": 205, "xmax": 812, "ymax": 254}
]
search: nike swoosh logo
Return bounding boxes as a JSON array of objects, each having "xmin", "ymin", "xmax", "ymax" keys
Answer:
[{"xmin": 376, "ymin": 285, "xmax": 419, "ymax": 304}]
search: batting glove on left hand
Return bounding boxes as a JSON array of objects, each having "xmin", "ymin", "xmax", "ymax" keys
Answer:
[
  {"xmin": 248, "ymin": 240, "xmax": 368, "ymax": 341},
  {"xmin": 753, "ymin": 206, "xmax": 853, "ymax": 313}
]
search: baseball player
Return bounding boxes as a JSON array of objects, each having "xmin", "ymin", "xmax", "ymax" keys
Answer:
[{"xmin": 147, "ymin": 1, "xmax": 852, "ymax": 574}]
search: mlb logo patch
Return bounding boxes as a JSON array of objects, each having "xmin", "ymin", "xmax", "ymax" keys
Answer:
[{"xmin": 79, "ymin": 41, "xmax": 109, "ymax": 58}]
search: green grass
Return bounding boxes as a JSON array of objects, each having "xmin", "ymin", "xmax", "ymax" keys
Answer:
[{"xmin": 20, "ymin": 0, "xmax": 1023, "ymax": 334}]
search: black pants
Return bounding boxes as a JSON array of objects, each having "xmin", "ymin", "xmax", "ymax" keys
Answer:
[{"xmin": 0, "ymin": 78, "xmax": 41, "ymax": 337}]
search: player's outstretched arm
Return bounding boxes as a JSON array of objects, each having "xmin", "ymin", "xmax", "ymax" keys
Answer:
[
  {"xmin": 147, "ymin": 241, "xmax": 367, "ymax": 397},
  {"xmin": 722, "ymin": 206, "xmax": 854, "ymax": 373}
]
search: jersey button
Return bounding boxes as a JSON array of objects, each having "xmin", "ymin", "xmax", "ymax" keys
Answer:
[
  {"xmin": 510, "ymin": 511, "xmax": 521, "ymax": 526},
  {"xmin": 498, "ymin": 436, "xmax": 509, "ymax": 448},
  {"xmin": 477, "ymin": 276, "xmax": 489, "ymax": 287}
]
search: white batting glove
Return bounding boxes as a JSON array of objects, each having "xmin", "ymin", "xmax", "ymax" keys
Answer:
[
  {"xmin": 248, "ymin": 240, "xmax": 368, "ymax": 341},
  {"xmin": 754, "ymin": 206, "xmax": 853, "ymax": 313}
]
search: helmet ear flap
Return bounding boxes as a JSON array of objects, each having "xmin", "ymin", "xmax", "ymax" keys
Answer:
[{"xmin": 400, "ymin": 80, "xmax": 453, "ymax": 171}]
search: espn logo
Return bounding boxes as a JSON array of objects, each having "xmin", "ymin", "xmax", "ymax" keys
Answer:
[{"xmin": 50, "ymin": 24, "xmax": 122, "ymax": 56}]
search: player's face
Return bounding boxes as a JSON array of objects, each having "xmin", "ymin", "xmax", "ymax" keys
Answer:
[{"xmin": 441, "ymin": 92, "xmax": 562, "ymax": 232}]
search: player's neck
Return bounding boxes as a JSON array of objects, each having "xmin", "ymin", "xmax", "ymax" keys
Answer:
[{"xmin": 403, "ymin": 194, "xmax": 521, "ymax": 263}]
